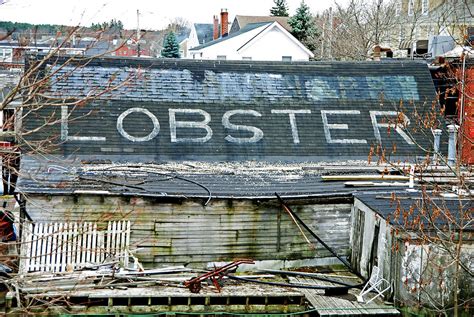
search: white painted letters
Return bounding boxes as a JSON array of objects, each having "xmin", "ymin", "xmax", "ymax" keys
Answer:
[
  {"xmin": 60, "ymin": 106, "xmax": 416, "ymax": 147},
  {"xmin": 370, "ymin": 111, "xmax": 414, "ymax": 145},
  {"xmin": 222, "ymin": 110, "xmax": 264, "ymax": 144},
  {"xmin": 321, "ymin": 110, "xmax": 367, "ymax": 144},
  {"xmin": 169, "ymin": 109, "xmax": 213, "ymax": 143},
  {"xmin": 117, "ymin": 107, "xmax": 160, "ymax": 142},
  {"xmin": 271, "ymin": 109, "xmax": 311, "ymax": 144},
  {"xmin": 61, "ymin": 106, "xmax": 106, "ymax": 142}
]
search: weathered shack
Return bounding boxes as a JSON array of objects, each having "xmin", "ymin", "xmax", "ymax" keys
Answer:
[
  {"xmin": 351, "ymin": 193, "xmax": 473, "ymax": 308},
  {"xmin": 17, "ymin": 57, "xmax": 439, "ymax": 269}
]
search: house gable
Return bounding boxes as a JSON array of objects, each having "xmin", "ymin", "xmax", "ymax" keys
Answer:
[
  {"xmin": 189, "ymin": 22, "xmax": 312, "ymax": 61},
  {"xmin": 237, "ymin": 22, "xmax": 314, "ymax": 60}
]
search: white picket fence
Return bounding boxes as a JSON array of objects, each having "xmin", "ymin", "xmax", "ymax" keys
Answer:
[{"xmin": 19, "ymin": 221, "xmax": 130, "ymax": 273}]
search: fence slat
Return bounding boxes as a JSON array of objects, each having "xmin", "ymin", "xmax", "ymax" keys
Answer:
[
  {"xmin": 39, "ymin": 223, "xmax": 47, "ymax": 271},
  {"xmin": 30, "ymin": 223, "xmax": 38, "ymax": 272},
  {"xmin": 119, "ymin": 221, "xmax": 125, "ymax": 267},
  {"xmin": 98, "ymin": 231, "xmax": 104, "ymax": 263},
  {"xmin": 65, "ymin": 223, "xmax": 71, "ymax": 271},
  {"xmin": 19, "ymin": 222, "xmax": 33, "ymax": 273},
  {"xmin": 105, "ymin": 221, "xmax": 111, "ymax": 261},
  {"xmin": 125, "ymin": 221, "xmax": 131, "ymax": 268},
  {"xmin": 76, "ymin": 222, "xmax": 83, "ymax": 268},
  {"xmin": 20, "ymin": 221, "xmax": 130, "ymax": 273},
  {"xmin": 61, "ymin": 222, "xmax": 67, "ymax": 272},
  {"xmin": 85, "ymin": 222, "xmax": 92, "ymax": 263},
  {"xmin": 72, "ymin": 223, "xmax": 78, "ymax": 270},
  {"xmin": 51, "ymin": 222, "xmax": 58, "ymax": 272},
  {"xmin": 82, "ymin": 222, "xmax": 88, "ymax": 268},
  {"xmin": 91, "ymin": 223, "xmax": 97, "ymax": 264}
]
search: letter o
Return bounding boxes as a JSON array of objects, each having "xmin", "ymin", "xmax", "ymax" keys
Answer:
[{"xmin": 117, "ymin": 107, "xmax": 160, "ymax": 142}]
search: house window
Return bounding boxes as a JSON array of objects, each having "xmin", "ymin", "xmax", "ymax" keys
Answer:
[
  {"xmin": 282, "ymin": 56, "xmax": 292, "ymax": 62},
  {"xmin": 422, "ymin": 0, "xmax": 429, "ymax": 15},
  {"xmin": 242, "ymin": 57, "xmax": 252, "ymax": 60},
  {"xmin": 217, "ymin": 55, "xmax": 226, "ymax": 60},
  {"xmin": 408, "ymin": 0, "xmax": 414, "ymax": 16},
  {"xmin": 0, "ymin": 49, "xmax": 12, "ymax": 63}
]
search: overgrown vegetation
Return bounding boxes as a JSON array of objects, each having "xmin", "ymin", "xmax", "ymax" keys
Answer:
[
  {"xmin": 288, "ymin": 0, "xmax": 319, "ymax": 51},
  {"xmin": 0, "ymin": 21, "xmax": 61, "ymax": 34},
  {"xmin": 90, "ymin": 19, "xmax": 124, "ymax": 32},
  {"xmin": 161, "ymin": 32, "xmax": 180, "ymax": 58},
  {"xmin": 270, "ymin": 0, "xmax": 289, "ymax": 17}
]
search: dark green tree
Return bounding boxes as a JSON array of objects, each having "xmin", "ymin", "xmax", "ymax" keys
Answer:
[
  {"xmin": 161, "ymin": 32, "xmax": 180, "ymax": 58},
  {"xmin": 288, "ymin": 0, "xmax": 318, "ymax": 51},
  {"xmin": 270, "ymin": 0, "xmax": 289, "ymax": 17}
]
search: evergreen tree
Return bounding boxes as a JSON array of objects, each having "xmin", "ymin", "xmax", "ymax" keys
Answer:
[
  {"xmin": 270, "ymin": 0, "xmax": 289, "ymax": 17},
  {"xmin": 288, "ymin": 1, "xmax": 318, "ymax": 51},
  {"xmin": 161, "ymin": 32, "xmax": 180, "ymax": 58}
]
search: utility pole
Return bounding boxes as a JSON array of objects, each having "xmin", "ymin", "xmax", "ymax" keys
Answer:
[
  {"xmin": 320, "ymin": 11, "xmax": 325, "ymax": 59},
  {"xmin": 328, "ymin": 7, "xmax": 333, "ymax": 60},
  {"xmin": 136, "ymin": 9, "xmax": 141, "ymax": 57}
]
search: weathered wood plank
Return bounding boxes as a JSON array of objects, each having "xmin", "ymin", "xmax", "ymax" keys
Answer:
[{"xmin": 25, "ymin": 197, "xmax": 352, "ymax": 267}]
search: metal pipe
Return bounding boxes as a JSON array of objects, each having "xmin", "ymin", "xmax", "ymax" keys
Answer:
[
  {"xmin": 447, "ymin": 124, "xmax": 458, "ymax": 166},
  {"xmin": 432, "ymin": 129, "xmax": 442, "ymax": 162}
]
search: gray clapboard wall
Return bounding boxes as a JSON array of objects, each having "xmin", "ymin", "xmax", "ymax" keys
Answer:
[{"xmin": 24, "ymin": 195, "xmax": 352, "ymax": 268}]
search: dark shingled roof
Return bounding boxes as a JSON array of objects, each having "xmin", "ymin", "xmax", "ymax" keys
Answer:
[
  {"xmin": 355, "ymin": 193, "xmax": 473, "ymax": 229},
  {"xmin": 230, "ymin": 15, "xmax": 291, "ymax": 34},
  {"xmin": 194, "ymin": 23, "xmax": 214, "ymax": 45},
  {"xmin": 19, "ymin": 56, "xmax": 441, "ymax": 197},
  {"xmin": 23, "ymin": 57, "xmax": 439, "ymax": 161},
  {"xmin": 190, "ymin": 22, "xmax": 271, "ymax": 51},
  {"xmin": 18, "ymin": 156, "xmax": 409, "ymax": 199},
  {"xmin": 175, "ymin": 28, "xmax": 191, "ymax": 44}
]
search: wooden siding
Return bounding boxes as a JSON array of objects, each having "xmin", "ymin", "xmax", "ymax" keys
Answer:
[
  {"xmin": 351, "ymin": 198, "xmax": 474, "ymax": 306},
  {"xmin": 24, "ymin": 196, "xmax": 352, "ymax": 268}
]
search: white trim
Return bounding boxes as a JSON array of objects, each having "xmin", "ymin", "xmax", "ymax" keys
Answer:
[{"xmin": 237, "ymin": 22, "xmax": 314, "ymax": 58}]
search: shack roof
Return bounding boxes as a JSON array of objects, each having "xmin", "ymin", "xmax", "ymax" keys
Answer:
[
  {"xmin": 22, "ymin": 56, "xmax": 439, "ymax": 162},
  {"xmin": 355, "ymin": 193, "xmax": 473, "ymax": 229},
  {"xmin": 18, "ymin": 157, "xmax": 409, "ymax": 199},
  {"xmin": 19, "ymin": 56, "xmax": 441, "ymax": 198}
]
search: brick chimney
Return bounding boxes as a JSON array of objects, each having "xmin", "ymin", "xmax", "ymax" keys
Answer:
[
  {"xmin": 213, "ymin": 15, "xmax": 219, "ymax": 40},
  {"xmin": 221, "ymin": 9, "xmax": 228, "ymax": 37},
  {"xmin": 373, "ymin": 45, "xmax": 381, "ymax": 61}
]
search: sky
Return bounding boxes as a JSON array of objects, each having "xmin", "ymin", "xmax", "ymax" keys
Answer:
[{"xmin": 0, "ymin": 0, "xmax": 348, "ymax": 30}]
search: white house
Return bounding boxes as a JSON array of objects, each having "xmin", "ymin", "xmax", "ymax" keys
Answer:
[
  {"xmin": 185, "ymin": 23, "xmax": 214, "ymax": 57},
  {"xmin": 188, "ymin": 21, "xmax": 314, "ymax": 61}
]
